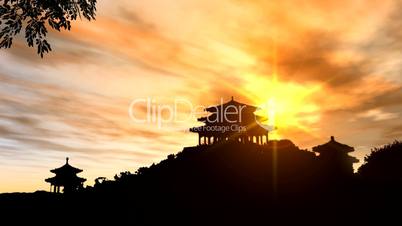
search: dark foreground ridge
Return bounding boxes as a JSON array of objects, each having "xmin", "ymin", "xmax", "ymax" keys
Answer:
[{"xmin": 1, "ymin": 140, "xmax": 402, "ymax": 225}]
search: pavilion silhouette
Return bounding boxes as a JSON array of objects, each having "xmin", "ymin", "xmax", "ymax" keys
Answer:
[
  {"xmin": 190, "ymin": 97, "xmax": 269, "ymax": 145},
  {"xmin": 45, "ymin": 157, "xmax": 86, "ymax": 193}
]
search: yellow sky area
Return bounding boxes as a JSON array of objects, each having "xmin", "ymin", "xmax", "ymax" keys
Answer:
[{"xmin": 242, "ymin": 73, "xmax": 322, "ymax": 140}]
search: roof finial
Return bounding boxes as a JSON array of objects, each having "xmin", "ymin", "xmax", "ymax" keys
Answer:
[
  {"xmin": 231, "ymin": 96, "xmax": 234, "ymax": 101},
  {"xmin": 330, "ymin": 136, "xmax": 335, "ymax": 141},
  {"xmin": 66, "ymin": 157, "xmax": 69, "ymax": 164}
]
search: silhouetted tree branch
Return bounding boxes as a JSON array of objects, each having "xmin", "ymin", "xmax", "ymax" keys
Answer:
[{"xmin": 0, "ymin": 0, "xmax": 97, "ymax": 57}]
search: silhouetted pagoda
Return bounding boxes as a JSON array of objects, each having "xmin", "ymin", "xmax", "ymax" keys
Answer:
[
  {"xmin": 190, "ymin": 97, "xmax": 268, "ymax": 145},
  {"xmin": 313, "ymin": 136, "xmax": 359, "ymax": 176},
  {"xmin": 45, "ymin": 158, "xmax": 86, "ymax": 193}
]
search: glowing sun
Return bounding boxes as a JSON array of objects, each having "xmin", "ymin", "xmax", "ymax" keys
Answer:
[{"xmin": 243, "ymin": 74, "xmax": 322, "ymax": 139}]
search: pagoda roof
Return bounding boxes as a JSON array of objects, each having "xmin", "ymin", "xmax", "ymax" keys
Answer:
[
  {"xmin": 312, "ymin": 136, "xmax": 355, "ymax": 154},
  {"xmin": 347, "ymin": 155, "xmax": 360, "ymax": 163},
  {"xmin": 204, "ymin": 97, "xmax": 257, "ymax": 112},
  {"xmin": 45, "ymin": 175, "xmax": 86, "ymax": 184},
  {"xmin": 50, "ymin": 158, "xmax": 83, "ymax": 174}
]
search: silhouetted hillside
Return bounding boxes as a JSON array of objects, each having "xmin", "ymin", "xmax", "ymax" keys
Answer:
[
  {"xmin": 1, "ymin": 140, "xmax": 402, "ymax": 225},
  {"xmin": 358, "ymin": 140, "xmax": 402, "ymax": 183}
]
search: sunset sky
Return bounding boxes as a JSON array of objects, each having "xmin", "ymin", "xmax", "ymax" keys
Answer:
[{"xmin": 1, "ymin": 0, "xmax": 402, "ymax": 192}]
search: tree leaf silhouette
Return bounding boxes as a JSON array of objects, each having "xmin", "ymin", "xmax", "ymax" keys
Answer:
[{"xmin": 0, "ymin": 0, "xmax": 97, "ymax": 58}]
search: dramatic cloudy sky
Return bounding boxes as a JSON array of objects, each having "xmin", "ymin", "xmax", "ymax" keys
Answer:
[{"xmin": 1, "ymin": 0, "xmax": 401, "ymax": 192}]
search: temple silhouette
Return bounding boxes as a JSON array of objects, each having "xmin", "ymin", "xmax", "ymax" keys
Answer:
[
  {"xmin": 45, "ymin": 158, "xmax": 86, "ymax": 193},
  {"xmin": 190, "ymin": 97, "xmax": 269, "ymax": 145},
  {"xmin": 313, "ymin": 136, "xmax": 359, "ymax": 176}
]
